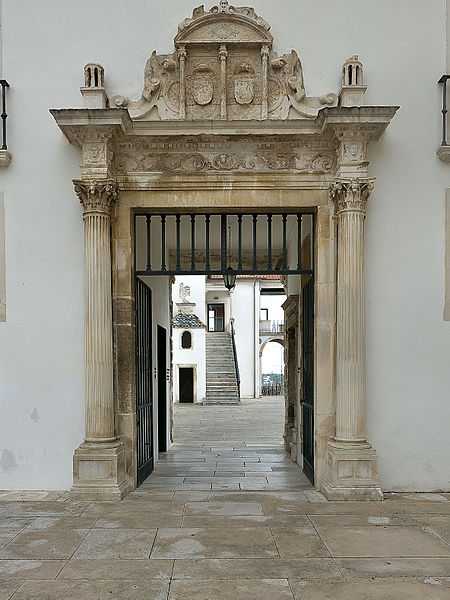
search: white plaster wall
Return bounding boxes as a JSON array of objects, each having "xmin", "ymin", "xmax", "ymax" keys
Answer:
[
  {"xmin": 232, "ymin": 281, "xmax": 257, "ymax": 397},
  {"xmin": 0, "ymin": 0, "xmax": 448, "ymax": 490},
  {"xmin": 172, "ymin": 276, "xmax": 206, "ymax": 403},
  {"xmin": 173, "ymin": 329, "xmax": 206, "ymax": 403}
]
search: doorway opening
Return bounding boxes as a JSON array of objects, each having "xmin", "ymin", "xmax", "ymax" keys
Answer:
[
  {"xmin": 157, "ymin": 325, "xmax": 168, "ymax": 452},
  {"xmin": 179, "ymin": 367, "xmax": 194, "ymax": 403},
  {"xmin": 133, "ymin": 211, "xmax": 315, "ymax": 487},
  {"xmin": 207, "ymin": 303, "xmax": 225, "ymax": 332}
]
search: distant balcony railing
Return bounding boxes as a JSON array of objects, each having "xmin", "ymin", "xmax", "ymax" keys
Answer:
[
  {"xmin": 261, "ymin": 383, "xmax": 283, "ymax": 396},
  {"xmin": 259, "ymin": 319, "xmax": 284, "ymax": 335},
  {"xmin": 0, "ymin": 80, "xmax": 10, "ymax": 151}
]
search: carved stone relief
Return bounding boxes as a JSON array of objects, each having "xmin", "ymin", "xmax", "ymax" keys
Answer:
[
  {"xmin": 111, "ymin": 1, "xmax": 337, "ymax": 121},
  {"xmin": 113, "ymin": 135, "xmax": 336, "ymax": 174}
]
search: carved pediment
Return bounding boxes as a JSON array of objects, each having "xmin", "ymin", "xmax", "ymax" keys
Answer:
[
  {"xmin": 175, "ymin": 2, "xmax": 272, "ymax": 45},
  {"xmin": 111, "ymin": 1, "xmax": 337, "ymax": 121}
]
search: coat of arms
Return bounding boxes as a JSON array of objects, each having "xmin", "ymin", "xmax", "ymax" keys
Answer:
[
  {"xmin": 190, "ymin": 64, "xmax": 214, "ymax": 105},
  {"xmin": 234, "ymin": 63, "xmax": 255, "ymax": 105}
]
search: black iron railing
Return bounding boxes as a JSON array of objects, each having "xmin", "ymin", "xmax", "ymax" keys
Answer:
[
  {"xmin": 261, "ymin": 383, "xmax": 283, "ymax": 396},
  {"xmin": 439, "ymin": 75, "xmax": 450, "ymax": 146},
  {"xmin": 230, "ymin": 320, "xmax": 240, "ymax": 398},
  {"xmin": 0, "ymin": 80, "xmax": 10, "ymax": 151}
]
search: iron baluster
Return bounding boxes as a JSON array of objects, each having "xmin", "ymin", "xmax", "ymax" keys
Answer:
[
  {"xmin": 237, "ymin": 214, "xmax": 243, "ymax": 270},
  {"xmin": 176, "ymin": 214, "xmax": 181, "ymax": 272},
  {"xmin": 297, "ymin": 214, "xmax": 302, "ymax": 271},
  {"xmin": 190, "ymin": 214, "xmax": 196, "ymax": 270},
  {"xmin": 252, "ymin": 214, "xmax": 257, "ymax": 271},
  {"xmin": 0, "ymin": 80, "xmax": 9, "ymax": 151},
  {"xmin": 205, "ymin": 214, "xmax": 211, "ymax": 271},
  {"xmin": 439, "ymin": 75, "xmax": 450, "ymax": 146},
  {"xmin": 220, "ymin": 214, "xmax": 227, "ymax": 271},
  {"xmin": 267, "ymin": 214, "xmax": 272, "ymax": 271},
  {"xmin": 161, "ymin": 214, "xmax": 166, "ymax": 271},
  {"xmin": 146, "ymin": 215, "xmax": 152, "ymax": 271}
]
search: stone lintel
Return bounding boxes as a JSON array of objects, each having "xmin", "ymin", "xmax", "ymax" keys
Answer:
[
  {"xmin": 70, "ymin": 442, "xmax": 128, "ymax": 501},
  {"xmin": 322, "ymin": 440, "xmax": 383, "ymax": 501}
]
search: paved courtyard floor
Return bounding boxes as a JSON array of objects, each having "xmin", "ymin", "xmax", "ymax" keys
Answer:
[{"xmin": 0, "ymin": 397, "xmax": 449, "ymax": 598}]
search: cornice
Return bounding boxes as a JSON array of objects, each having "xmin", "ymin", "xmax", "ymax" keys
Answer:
[{"xmin": 50, "ymin": 106, "xmax": 398, "ymax": 144}]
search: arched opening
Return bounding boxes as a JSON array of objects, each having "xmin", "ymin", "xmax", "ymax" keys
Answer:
[
  {"xmin": 260, "ymin": 338, "xmax": 284, "ymax": 396},
  {"xmin": 181, "ymin": 330, "xmax": 192, "ymax": 349}
]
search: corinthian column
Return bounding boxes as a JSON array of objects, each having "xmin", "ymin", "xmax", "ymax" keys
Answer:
[
  {"xmin": 323, "ymin": 178, "xmax": 383, "ymax": 501},
  {"xmin": 70, "ymin": 179, "xmax": 127, "ymax": 500}
]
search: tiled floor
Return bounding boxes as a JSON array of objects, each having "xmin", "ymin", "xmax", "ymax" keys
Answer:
[{"xmin": 0, "ymin": 396, "xmax": 449, "ymax": 598}]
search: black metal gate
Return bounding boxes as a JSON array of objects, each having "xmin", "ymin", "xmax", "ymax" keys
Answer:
[
  {"xmin": 135, "ymin": 278, "xmax": 154, "ymax": 485},
  {"xmin": 301, "ymin": 277, "xmax": 314, "ymax": 484},
  {"xmin": 135, "ymin": 212, "xmax": 314, "ymax": 277}
]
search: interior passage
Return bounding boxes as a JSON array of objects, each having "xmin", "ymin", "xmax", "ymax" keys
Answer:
[{"xmin": 141, "ymin": 396, "xmax": 313, "ymax": 492}]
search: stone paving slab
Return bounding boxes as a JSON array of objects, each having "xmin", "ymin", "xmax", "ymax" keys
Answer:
[
  {"xmin": 288, "ymin": 578, "xmax": 450, "ymax": 599},
  {"xmin": 1, "ymin": 398, "xmax": 449, "ymax": 598},
  {"xmin": 58, "ymin": 558, "xmax": 174, "ymax": 580},
  {"xmin": 9, "ymin": 579, "xmax": 170, "ymax": 600},
  {"xmin": 0, "ymin": 529, "xmax": 89, "ymax": 560},
  {"xmin": 168, "ymin": 578, "xmax": 294, "ymax": 600},
  {"xmin": 171, "ymin": 557, "xmax": 342, "ymax": 580},
  {"xmin": 0, "ymin": 580, "xmax": 23, "ymax": 600},
  {"xmin": 151, "ymin": 527, "xmax": 279, "ymax": 559},
  {"xmin": 72, "ymin": 529, "xmax": 157, "ymax": 559},
  {"xmin": 314, "ymin": 525, "xmax": 450, "ymax": 557}
]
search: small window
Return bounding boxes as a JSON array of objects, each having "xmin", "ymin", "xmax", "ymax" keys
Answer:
[{"xmin": 181, "ymin": 330, "xmax": 192, "ymax": 349}]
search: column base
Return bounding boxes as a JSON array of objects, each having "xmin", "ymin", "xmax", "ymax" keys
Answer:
[
  {"xmin": 322, "ymin": 440, "xmax": 383, "ymax": 501},
  {"xmin": 69, "ymin": 441, "xmax": 129, "ymax": 501}
]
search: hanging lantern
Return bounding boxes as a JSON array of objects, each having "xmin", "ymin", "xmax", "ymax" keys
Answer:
[{"xmin": 224, "ymin": 266, "xmax": 236, "ymax": 291}]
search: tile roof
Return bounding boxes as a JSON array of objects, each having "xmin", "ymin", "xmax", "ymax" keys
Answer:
[{"xmin": 173, "ymin": 313, "xmax": 206, "ymax": 329}]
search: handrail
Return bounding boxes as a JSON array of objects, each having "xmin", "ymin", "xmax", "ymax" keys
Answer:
[
  {"xmin": 230, "ymin": 320, "xmax": 240, "ymax": 398},
  {"xmin": 0, "ymin": 80, "xmax": 10, "ymax": 151},
  {"xmin": 439, "ymin": 75, "xmax": 450, "ymax": 146}
]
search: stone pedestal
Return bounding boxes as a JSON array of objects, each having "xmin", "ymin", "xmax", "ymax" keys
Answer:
[
  {"xmin": 323, "ymin": 178, "xmax": 382, "ymax": 501},
  {"xmin": 71, "ymin": 442, "xmax": 127, "ymax": 500},
  {"xmin": 323, "ymin": 441, "xmax": 381, "ymax": 500},
  {"xmin": 71, "ymin": 179, "xmax": 127, "ymax": 500}
]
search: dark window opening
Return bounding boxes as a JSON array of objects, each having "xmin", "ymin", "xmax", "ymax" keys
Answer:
[{"xmin": 181, "ymin": 330, "xmax": 192, "ymax": 349}]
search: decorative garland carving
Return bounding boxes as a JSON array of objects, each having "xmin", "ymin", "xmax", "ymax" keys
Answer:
[
  {"xmin": 73, "ymin": 179, "xmax": 118, "ymax": 215},
  {"xmin": 330, "ymin": 178, "xmax": 375, "ymax": 214},
  {"xmin": 112, "ymin": 135, "xmax": 336, "ymax": 174}
]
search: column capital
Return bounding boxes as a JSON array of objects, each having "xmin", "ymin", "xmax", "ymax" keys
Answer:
[
  {"xmin": 330, "ymin": 178, "xmax": 375, "ymax": 214},
  {"xmin": 73, "ymin": 179, "xmax": 117, "ymax": 216}
]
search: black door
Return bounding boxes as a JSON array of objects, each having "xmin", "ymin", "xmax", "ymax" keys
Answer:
[
  {"xmin": 301, "ymin": 277, "xmax": 314, "ymax": 484},
  {"xmin": 179, "ymin": 368, "xmax": 194, "ymax": 403},
  {"xmin": 207, "ymin": 304, "xmax": 224, "ymax": 332},
  {"xmin": 135, "ymin": 278, "xmax": 153, "ymax": 486},
  {"xmin": 157, "ymin": 325, "xmax": 167, "ymax": 453}
]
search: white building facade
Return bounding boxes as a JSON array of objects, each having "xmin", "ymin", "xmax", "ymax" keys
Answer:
[{"xmin": 0, "ymin": 0, "xmax": 449, "ymax": 497}]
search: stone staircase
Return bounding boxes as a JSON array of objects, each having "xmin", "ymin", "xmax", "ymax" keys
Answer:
[{"xmin": 204, "ymin": 332, "xmax": 240, "ymax": 405}]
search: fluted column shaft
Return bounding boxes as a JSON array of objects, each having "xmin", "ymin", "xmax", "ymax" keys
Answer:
[
  {"xmin": 332, "ymin": 179, "xmax": 373, "ymax": 442},
  {"xmin": 74, "ymin": 179, "xmax": 117, "ymax": 444}
]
